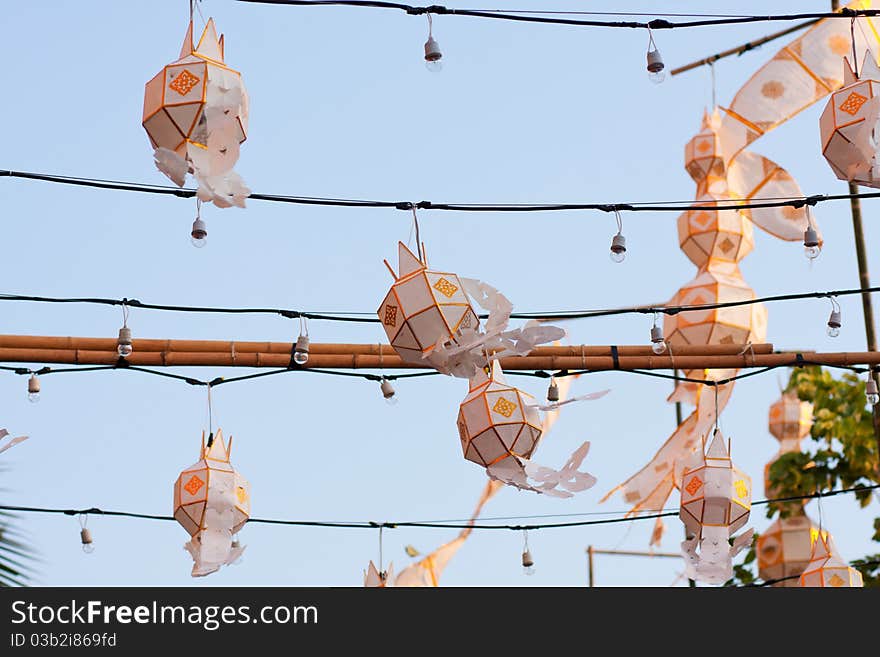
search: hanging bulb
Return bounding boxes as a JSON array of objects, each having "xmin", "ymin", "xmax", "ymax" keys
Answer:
[
  {"xmin": 650, "ymin": 324, "xmax": 668, "ymax": 355},
  {"xmin": 230, "ymin": 537, "xmax": 244, "ymax": 565},
  {"xmin": 547, "ymin": 377, "xmax": 559, "ymax": 402},
  {"xmin": 293, "ymin": 334, "xmax": 310, "ymax": 365},
  {"xmin": 80, "ymin": 528, "xmax": 94, "ymax": 554},
  {"xmin": 867, "ymin": 377, "xmax": 880, "ymax": 405},
  {"xmin": 647, "ymin": 48, "xmax": 666, "ymax": 84},
  {"xmin": 522, "ymin": 549, "xmax": 535, "ymax": 576},
  {"xmin": 191, "ymin": 217, "xmax": 208, "ymax": 248},
  {"xmin": 424, "ymin": 36, "xmax": 443, "ymax": 72},
  {"xmin": 117, "ymin": 326, "xmax": 133, "ymax": 358},
  {"xmin": 380, "ymin": 378, "xmax": 398, "ymax": 405},
  {"xmin": 826, "ymin": 309, "xmax": 841, "ymax": 338},
  {"xmin": 803, "ymin": 226, "xmax": 820, "ymax": 260},
  {"xmin": 27, "ymin": 373, "xmax": 40, "ymax": 403},
  {"xmin": 609, "ymin": 233, "xmax": 626, "ymax": 263}
]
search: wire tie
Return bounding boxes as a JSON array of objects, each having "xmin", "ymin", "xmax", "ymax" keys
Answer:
[{"xmin": 610, "ymin": 345, "xmax": 620, "ymax": 370}]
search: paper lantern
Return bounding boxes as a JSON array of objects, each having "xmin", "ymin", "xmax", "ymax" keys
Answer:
[
  {"xmin": 684, "ymin": 111, "xmax": 725, "ymax": 184},
  {"xmin": 363, "ymin": 561, "xmax": 394, "ymax": 587},
  {"xmin": 757, "ymin": 513, "xmax": 828, "ymax": 587},
  {"xmin": 677, "ymin": 196, "xmax": 755, "ymax": 268},
  {"xmin": 143, "ymin": 19, "xmax": 250, "ymax": 207},
  {"xmin": 457, "ymin": 361, "xmax": 542, "ymax": 468},
  {"xmin": 820, "ymin": 52, "xmax": 880, "ymax": 187},
  {"xmin": 768, "ymin": 391, "xmax": 813, "ymax": 443},
  {"xmin": 378, "ymin": 242, "xmax": 480, "ymax": 365},
  {"xmin": 174, "ymin": 429, "xmax": 250, "ymax": 577},
  {"xmin": 799, "ymin": 534, "xmax": 864, "ymax": 587},
  {"xmin": 665, "ymin": 263, "xmax": 768, "ymax": 348}
]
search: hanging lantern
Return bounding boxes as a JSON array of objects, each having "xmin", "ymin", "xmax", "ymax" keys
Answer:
[
  {"xmin": 820, "ymin": 51, "xmax": 880, "ymax": 187},
  {"xmin": 143, "ymin": 19, "xmax": 250, "ymax": 207},
  {"xmin": 684, "ymin": 110, "xmax": 725, "ymax": 184},
  {"xmin": 677, "ymin": 197, "xmax": 755, "ymax": 268},
  {"xmin": 799, "ymin": 534, "xmax": 864, "ymax": 587},
  {"xmin": 174, "ymin": 429, "xmax": 250, "ymax": 577},
  {"xmin": 679, "ymin": 429, "xmax": 753, "ymax": 584},
  {"xmin": 457, "ymin": 362, "xmax": 601, "ymax": 497},
  {"xmin": 765, "ymin": 390, "xmax": 814, "ymax": 504},
  {"xmin": 363, "ymin": 561, "xmax": 394, "ymax": 587},
  {"xmin": 757, "ymin": 513, "xmax": 828, "ymax": 587},
  {"xmin": 378, "ymin": 242, "xmax": 480, "ymax": 365}
]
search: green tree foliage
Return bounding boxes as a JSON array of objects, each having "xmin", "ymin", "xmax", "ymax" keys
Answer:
[
  {"xmin": 727, "ymin": 366, "xmax": 880, "ymax": 586},
  {"xmin": 0, "ymin": 467, "xmax": 36, "ymax": 586}
]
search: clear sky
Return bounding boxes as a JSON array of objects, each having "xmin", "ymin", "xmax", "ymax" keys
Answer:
[{"xmin": 1, "ymin": 0, "xmax": 878, "ymax": 587}]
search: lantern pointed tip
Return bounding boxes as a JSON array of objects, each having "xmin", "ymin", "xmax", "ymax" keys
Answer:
[
  {"xmin": 397, "ymin": 241, "xmax": 426, "ymax": 278},
  {"xmin": 706, "ymin": 428, "xmax": 729, "ymax": 459},
  {"xmin": 195, "ymin": 17, "xmax": 225, "ymax": 63},
  {"xmin": 179, "ymin": 20, "xmax": 195, "ymax": 59},
  {"xmin": 205, "ymin": 428, "xmax": 231, "ymax": 462}
]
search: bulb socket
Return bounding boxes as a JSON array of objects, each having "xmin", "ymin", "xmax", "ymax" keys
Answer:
[
  {"xmin": 646, "ymin": 49, "xmax": 664, "ymax": 73},
  {"xmin": 650, "ymin": 325, "xmax": 664, "ymax": 344},
  {"xmin": 380, "ymin": 379, "xmax": 395, "ymax": 399},
  {"xmin": 547, "ymin": 378, "xmax": 559, "ymax": 402},
  {"xmin": 521, "ymin": 549, "xmax": 534, "ymax": 568},
  {"xmin": 610, "ymin": 233, "xmax": 626, "ymax": 254},
  {"xmin": 191, "ymin": 218, "xmax": 208, "ymax": 240},
  {"xmin": 80, "ymin": 528, "xmax": 93, "ymax": 546},
  {"xmin": 803, "ymin": 227, "xmax": 819, "ymax": 248},
  {"xmin": 295, "ymin": 335, "xmax": 310, "ymax": 354},
  {"xmin": 117, "ymin": 326, "xmax": 132, "ymax": 346},
  {"xmin": 867, "ymin": 378, "xmax": 879, "ymax": 397},
  {"xmin": 424, "ymin": 36, "xmax": 442, "ymax": 62},
  {"xmin": 827, "ymin": 310, "xmax": 841, "ymax": 329},
  {"xmin": 27, "ymin": 374, "xmax": 40, "ymax": 395}
]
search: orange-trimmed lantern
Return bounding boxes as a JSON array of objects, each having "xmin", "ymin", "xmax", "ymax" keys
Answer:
[
  {"xmin": 174, "ymin": 429, "xmax": 250, "ymax": 577},
  {"xmin": 798, "ymin": 534, "xmax": 864, "ymax": 587},
  {"xmin": 677, "ymin": 196, "xmax": 754, "ymax": 268},
  {"xmin": 378, "ymin": 242, "xmax": 480, "ymax": 365},
  {"xmin": 757, "ymin": 513, "xmax": 827, "ymax": 587},
  {"xmin": 457, "ymin": 361, "xmax": 542, "ymax": 468},
  {"xmin": 684, "ymin": 109, "xmax": 725, "ymax": 185}
]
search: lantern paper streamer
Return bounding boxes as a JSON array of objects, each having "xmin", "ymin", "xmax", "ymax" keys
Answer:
[
  {"xmin": 143, "ymin": 19, "xmax": 250, "ymax": 208},
  {"xmin": 799, "ymin": 534, "xmax": 864, "ymax": 587},
  {"xmin": 378, "ymin": 243, "xmax": 564, "ymax": 378},
  {"xmin": 758, "ymin": 513, "xmax": 828, "ymax": 587},
  {"xmin": 820, "ymin": 51, "xmax": 880, "ymax": 186},
  {"xmin": 457, "ymin": 361, "xmax": 606, "ymax": 497},
  {"xmin": 174, "ymin": 430, "xmax": 250, "ymax": 577},
  {"xmin": 0, "ymin": 429, "xmax": 28, "ymax": 455},
  {"xmin": 679, "ymin": 430, "xmax": 753, "ymax": 585}
]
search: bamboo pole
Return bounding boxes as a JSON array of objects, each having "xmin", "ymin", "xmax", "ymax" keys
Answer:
[
  {"xmin": 2, "ymin": 344, "xmax": 879, "ymax": 372},
  {"xmin": 0, "ymin": 335, "xmax": 775, "ymax": 357}
]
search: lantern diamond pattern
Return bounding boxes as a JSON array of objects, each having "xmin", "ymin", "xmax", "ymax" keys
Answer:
[
  {"xmin": 184, "ymin": 475, "xmax": 204, "ymax": 495},
  {"xmin": 839, "ymin": 91, "xmax": 867, "ymax": 115},
  {"xmin": 378, "ymin": 242, "xmax": 480, "ymax": 365},
  {"xmin": 169, "ymin": 69, "xmax": 201, "ymax": 96}
]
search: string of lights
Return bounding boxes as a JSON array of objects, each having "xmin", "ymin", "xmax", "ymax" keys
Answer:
[
  {"xmin": 5, "ymin": 169, "xmax": 880, "ymax": 214},
  {"xmin": 237, "ymin": 2, "xmax": 878, "ymax": 31},
  {"xmin": 2, "ymin": 483, "xmax": 876, "ymax": 532},
  {"xmin": 1, "ymin": 284, "xmax": 877, "ymax": 324}
]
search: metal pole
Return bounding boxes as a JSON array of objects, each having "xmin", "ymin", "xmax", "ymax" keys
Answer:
[{"xmin": 587, "ymin": 545, "xmax": 594, "ymax": 588}]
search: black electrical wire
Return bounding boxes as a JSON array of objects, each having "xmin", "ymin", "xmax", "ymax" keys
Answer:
[
  {"xmin": 3, "ymin": 168, "xmax": 880, "ymax": 214},
  {"xmin": 237, "ymin": 1, "xmax": 879, "ymax": 31},
  {"xmin": 1, "ymin": 483, "xmax": 876, "ymax": 532},
  {"xmin": 1, "ymin": 285, "xmax": 877, "ymax": 325}
]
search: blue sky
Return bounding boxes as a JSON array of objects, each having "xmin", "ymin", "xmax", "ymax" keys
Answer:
[{"xmin": 1, "ymin": 0, "xmax": 878, "ymax": 586}]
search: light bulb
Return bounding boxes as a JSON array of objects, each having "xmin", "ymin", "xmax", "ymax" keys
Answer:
[
  {"xmin": 294, "ymin": 335, "xmax": 310, "ymax": 365},
  {"xmin": 117, "ymin": 326, "xmax": 133, "ymax": 358},
  {"xmin": 650, "ymin": 325, "xmax": 667, "ymax": 354},
  {"xmin": 646, "ymin": 48, "xmax": 665, "ymax": 84},
  {"xmin": 826, "ymin": 309, "xmax": 841, "ymax": 338},
  {"xmin": 80, "ymin": 528, "xmax": 94, "ymax": 554},
  {"xmin": 191, "ymin": 218, "xmax": 208, "ymax": 248},
  {"xmin": 82, "ymin": 543, "xmax": 95, "ymax": 554},
  {"xmin": 424, "ymin": 36, "xmax": 442, "ymax": 72},
  {"xmin": 27, "ymin": 374, "xmax": 40, "ymax": 403},
  {"xmin": 380, "ymin": 379, "xmax": 397, "ymax": 405},
  {"xmin": 803, "ymin": 227, "xmax": 820, "ymax": 260},
  {"xmin": 609, "ymin": 233, "xmax": 626, "ymax": 263},
  {"xmin": 867, "ymin": 378, "xmax": 880, "ymax": 405},
  {"xmin": 522, "ymin": 549, "xmax": 535, "ymax": 576}
]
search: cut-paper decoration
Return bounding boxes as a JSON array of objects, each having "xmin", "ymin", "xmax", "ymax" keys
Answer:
[
  {"xmin": 0, "ymin": 429, "xmax": 28, "ymax": 455},
  {"xmin": 757, "ymin": 512, "xmax": 828, "ymax": 587},
  {"xmin": 458, "ymin": 361, "xmax": 601, "ymax": 497},
  {"xmin": 799, "ymin": 534, "xmax": 864, "ymax": 587},
  {"xmin": 678, "ymin": 429, "xmax": 753, "ymax": 585},
  {"xmin": 173, "ymin": 429, "xmax": 249, "ymax": 577},
  {"xmin": 378, "ymin": 242, "xmax": 564, "ymax": 378},
  {"xmin": 363, "ymin": 561, "xmax": 395, "ymax": 587},
  {"xmin": 143, "ymin": 19, "xmax": 250, "ymax": 208},
  {"xmin": 820, "ymin": 51, "xmax": 880, "ymax": 187}
]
